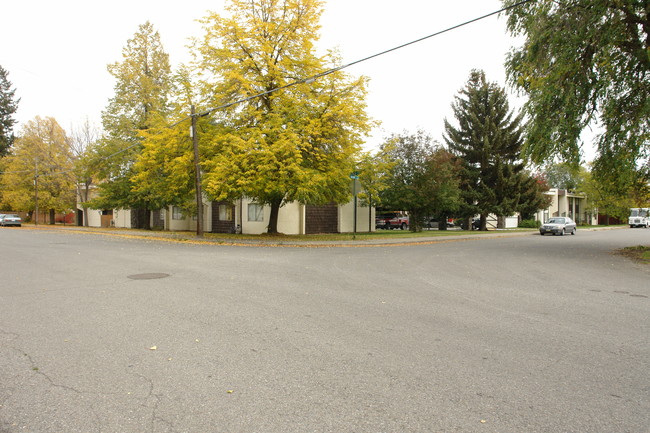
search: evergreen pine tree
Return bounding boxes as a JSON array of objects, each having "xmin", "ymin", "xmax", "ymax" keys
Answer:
[
  {"xmin": 0, "ymin": 65, "xmax": 20, "ymax": 157},
  {"xmin": 444, "ymin": 70, "xmax": 525, "ymax": 230}
]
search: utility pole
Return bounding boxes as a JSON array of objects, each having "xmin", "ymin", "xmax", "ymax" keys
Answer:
[
  {"xmin": 190, "ymin": 105, "xmax": 204, "ymax": 237},
  {"xmin": 350, "ymin": 171, "xmax": 359, "ymax": 240},
  {"xmin": 34, "ymin": 160, "xmax": 39, "ymax": 226}
]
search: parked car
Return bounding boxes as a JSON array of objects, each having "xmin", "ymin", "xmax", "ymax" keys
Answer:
[
  {"xmin": 424, "ymin": 217, "xmax": 454, "ymax": 229},
  {"xmin": 539, "ymin": 217, "xmax": 576, "ymax": 236},
  {"xmin": 0, "ymin": 214, "xmax": 22, "ymax": 227},
  {"xmin": 375, "ymin": 212, "xmax": 409, "ymax": 230}
]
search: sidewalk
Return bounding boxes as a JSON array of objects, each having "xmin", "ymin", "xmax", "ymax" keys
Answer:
[{"xmin": 23, "ymin": 224, "xmax": 621, "ymax": 248}]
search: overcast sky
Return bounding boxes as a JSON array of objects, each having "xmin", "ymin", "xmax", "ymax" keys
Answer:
[{"xmin": 3, "ymin": 0, "xmax": 523, "ymax": 152}]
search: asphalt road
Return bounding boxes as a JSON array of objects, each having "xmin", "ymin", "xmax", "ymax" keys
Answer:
[{"xmin": 0, "ymin": 227, "xmax": 649, "ymax": 433}]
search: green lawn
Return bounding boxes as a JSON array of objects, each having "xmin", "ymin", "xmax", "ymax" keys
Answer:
[{"xmin": 201, "ymin": 228, "xmax": 535, "ymax": 242}]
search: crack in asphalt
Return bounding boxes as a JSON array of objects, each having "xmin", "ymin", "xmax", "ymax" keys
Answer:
[
  {"xmin": 2, "ymin": 324, "xmax": 181, "ymax": 433},
  {"xmin": 0, "ymin": 336, "xmax": 125, "ymax": 433},
  {"xmin": 130, "ymin": 372, "xmax": 179, "ymax": 433},
  {"xmin": 21, "ymin": 352, "xmax": 84, "ymax": 395}
]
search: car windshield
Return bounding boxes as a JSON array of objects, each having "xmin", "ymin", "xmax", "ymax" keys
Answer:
[{"xmin": 547, "ymin": 218, "xmax": 565, "ymax": 224}]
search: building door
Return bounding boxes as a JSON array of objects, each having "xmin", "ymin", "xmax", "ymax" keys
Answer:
[{"xmin": 100, "ymin": 210, "xmax": 113, "ymax": 228}]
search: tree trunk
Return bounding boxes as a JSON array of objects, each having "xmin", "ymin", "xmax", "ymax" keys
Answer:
[
  {"xmin": 267, "ymin": 199, "xmax": 283, "ymax": 234},
  {"xmin": 463, "ymin": 216, "xmax": 472, "ymax": 230},
  {"xmin": 439, "ymin": 214, "xmax": 448, "ymax": 231},
  {"xmin": 82, "ymin": 185, "xmax": 90, "ymax": 227},
  {"xmin": 368, "ymin": 195, "xmax": 373, "ymax": 233},
  {"xmin": 143, "ymin": 209, "xmax": 151, "ymax": 230},
  {"xmin": 49, "ymin": 209, "xmax": 55, "ymax": 225},
  {"xmin": 480, "ymin": 213, "xmax": 488, "ymax": 231},
  {"xmin": 131, "ymin": 208, "xmax": 152, "ymax": 230}
]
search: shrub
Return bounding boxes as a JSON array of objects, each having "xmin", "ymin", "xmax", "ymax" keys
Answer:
[{"xmin": 519, "ymin": 219, "xmax": 540, "ymax": 228}]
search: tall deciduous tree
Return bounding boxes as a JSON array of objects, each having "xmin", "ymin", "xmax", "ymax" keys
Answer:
[
  {"xmin": 0, "ymin": 65, "xmax": 20, "ymax": 157},
  {"xmin": 70, "ymin": 119, "xmax": 100, "ymax": 226},
  {"xmin": 0, "ymin": 117, "xmax": 75, "ymax": 221},
  {"xmin": 90, "ymin": 21, "xmax": 172, "ymax": 228},
  {"xmin": 579, "ymin": 168, "xmax": 636, "ymax": 224},
  {"xmin": 444, "ymin": 70, "xmax": 525, "ymax": 230},
  {"xmin": 379, "ymin": 131, "xmax": 461, "ymax": 232},
  {"xmin": 132, "ymin": 66, "xmax": 203, "ymax": 220},
  {"xmin": 355, "ymin": 148, "xmax": 396, "ymax": 232},
  {"xmin": 543, "ymin": 162, "xmax": 585, "ymax": 191},
  {"xmin": 503, "ymin": 0, "xmax": 649, "ymax": 168},
  {"xmin": 193, "ymin": 0, "xmax": 372, "ymax": 233},
  {"xmin": 581, "ymin": 157, "xmax": 650, "ymax": 224}
]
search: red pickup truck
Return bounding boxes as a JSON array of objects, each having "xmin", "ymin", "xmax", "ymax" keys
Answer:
[{"xmin": 376, "ymin": 212, "xmax": 409, "ymax": 230}]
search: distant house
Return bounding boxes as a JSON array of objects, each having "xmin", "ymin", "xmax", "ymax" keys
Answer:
[{"xmin": 533, "ymin": 188, "xmax": 597, "ymax": 225}]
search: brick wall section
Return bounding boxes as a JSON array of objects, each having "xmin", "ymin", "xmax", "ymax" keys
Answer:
[
  {"xmin": 305, "ymin": 204, "xmax": 338, "ymax": 234},
  {"xmin": 211, "ymin": 201, "xmax": 236, "ymax": 233},
  {"xmin": 152, "ymin": 210, "xmax": 164, "ymax": 230}
]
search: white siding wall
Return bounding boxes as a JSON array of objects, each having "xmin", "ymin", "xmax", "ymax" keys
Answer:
[
  {"xmin": 239, "ymin": 199, "xmax": 303, "ymax": 235},
  {"xmin": 112, "ymin": 209, "xmax": 131, "ymax": 228},
  {"xmin": 339, "ymin": 200, "xmax": 374, "ymax": 233},
  {"xmin": 168, "ymin": 207, "xmax": 191, "ymax": 231},
  {"xmin": 505, "ymin": 216, "xmax": 519, "ymax": 228},
  {"xmin": 85, "ymin": 210, "xmax": 102, "ymax": 228}
]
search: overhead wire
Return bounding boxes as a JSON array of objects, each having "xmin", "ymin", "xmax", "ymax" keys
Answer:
[{"xmin": 179, "ymin": 0, "xmax": 535, "ymax": 122}]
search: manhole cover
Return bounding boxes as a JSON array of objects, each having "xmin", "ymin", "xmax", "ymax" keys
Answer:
[{"xmin": 127, "ymin": 273, "xmax": 170, "ymax": 280}]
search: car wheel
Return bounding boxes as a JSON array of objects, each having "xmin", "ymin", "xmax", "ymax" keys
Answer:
[
  {"xmin": 401, "ymin": 223, "xmax": 406, "ymax": 230},
  {"xmin": 560, "ymin": 228, "xmax": 565, "ymax": 236},
  {"xmin": 571, "ymin": 227, "xmax": 576, "ymax": 235}
]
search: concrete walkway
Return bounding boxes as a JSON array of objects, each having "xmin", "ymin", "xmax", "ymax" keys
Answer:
[{"xmin": 19, "ymin": 224, "xmax": 622, "ymax": 248}]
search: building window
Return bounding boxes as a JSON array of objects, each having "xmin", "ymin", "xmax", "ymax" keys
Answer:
[
  {"xmin": 172, "ymin": 206, "xmax": 183, "ymax": 220},
  {"xmin": 248, "ymin": 203, "xmax": 264, "ymax": 222},
  {"xmin": 219, "ymin": 204, "xmax": 233, "ymax": 221}
]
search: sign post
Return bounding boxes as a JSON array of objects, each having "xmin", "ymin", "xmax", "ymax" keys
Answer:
[{"xmin": 350, "ymin": 171, "xmax": 359, "ymax": 240}]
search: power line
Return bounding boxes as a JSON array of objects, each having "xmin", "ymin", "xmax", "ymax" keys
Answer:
[{"xmin": 185, "ymin": 0, "xmax": 535, "ymax": 122}]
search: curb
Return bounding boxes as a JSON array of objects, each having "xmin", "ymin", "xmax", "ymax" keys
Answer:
[{"xmin": 19, "ymin": 224, "xmax": 624, "ymax": 248}]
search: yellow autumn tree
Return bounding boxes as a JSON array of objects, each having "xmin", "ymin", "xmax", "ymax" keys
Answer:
[
  {"xmin": 0, "ymin": 117, "xmax": 76, "ymax": 221},
  {"xmin": 193, "ymin": 0, "xmax": 373, "ymax": 233}
]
